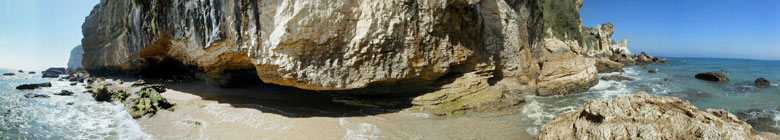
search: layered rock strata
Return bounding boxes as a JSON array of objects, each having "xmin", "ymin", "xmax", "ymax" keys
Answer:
[
  {"xmin": 537, "ymin": 92, "xmax": 780, "ymax": 140},
  {"xmin": 81, "ymin": 0, "xmax": 650, "ymax": 114}
]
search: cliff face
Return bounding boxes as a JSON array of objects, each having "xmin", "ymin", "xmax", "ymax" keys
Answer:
[
  {"xmin": 68, "ymin": 45, "xmax": 83, "ymax": 69},
  {"xmin": 82, "ymin": 0, "xmax": 633, "ymax": 114}
]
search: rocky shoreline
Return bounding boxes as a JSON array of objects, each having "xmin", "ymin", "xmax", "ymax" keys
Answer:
[
  {"xmin": 47, "ymin": 0, "xmax": 776, "ymax": 139},
  {"xmin": 537, "ymin": 92, "xmax": 779, "ymax": 139}
]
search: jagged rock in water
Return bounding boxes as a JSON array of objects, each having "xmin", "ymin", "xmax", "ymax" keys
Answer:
[
  {"xmin": 647, "ymin": 69, "xmax": 657, "ymax": 73},
  {"xmin": 595, "ymin": 58, "xmax": 624, "ymax": 73},
  {"xmin": 81, "ymin": 0, "xmax": 653, "ymax": 114},
  {"xmin": 537, "ymin": 92, "xmax": 779, "ymax": 140},
  {"xmin": 755, "ymin": 78, "xmax": 772, "ymax": 86},
  {"xmin": 16, "ymin": 82, "xmax": 53, "ymax": 90},
  {"xmin": 67, "ymin": 45, "xmax": 83, "ymax": 69},
  {"xmin": 695, "ymin": 72, "xmax": 730, "ymax": 83},
  {"xmin": 600, "ymin": 75, "xmax": 633, "ymax": 81},
  {"xmin": 24, "ymin": 93, "xmax": 50, "ymax": 98},
  {"xmin": 41, "ymin": 68, "xmax": 66, "ymax": 78},
  {"xmin": 90, "ymin": 84, "xmax": 112, "ymax": 102},
  {"xmin": 54, "ymin": 90, "xmax": 75, "ymax": 96},
  {"xmin": 737, "ymin": 109, "xmax": 780, "ymax": 134}
]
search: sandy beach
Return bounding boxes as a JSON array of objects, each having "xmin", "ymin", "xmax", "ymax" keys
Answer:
[{"xmin": 120, "ymin": 80, "xmax": 534, "ymax": 140}]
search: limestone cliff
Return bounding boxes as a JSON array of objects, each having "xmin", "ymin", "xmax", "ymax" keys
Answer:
[
  {"xmin": 81, "ymin": 0, "xmax": 637, "ymax": 114},
  {"xmin": 68, "ymin": 45, "xmax": 83, "ymax": 69}
]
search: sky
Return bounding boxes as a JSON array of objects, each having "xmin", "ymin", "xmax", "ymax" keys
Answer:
[
  {"xmin": 0, "ymin": 0, "xmax": 778, "ymax": 70},
  {"xmin": 580, "ymin": 0, "xmax": 780, "ymax": 60},
  {"xmin": 0, "ymin": 0, "xmax": 98, "ymax": 70}
]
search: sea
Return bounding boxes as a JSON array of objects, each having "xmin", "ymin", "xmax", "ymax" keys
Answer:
[{"xmin": 1, "ymin": 57, "xmax": 778, "ymax": 139}]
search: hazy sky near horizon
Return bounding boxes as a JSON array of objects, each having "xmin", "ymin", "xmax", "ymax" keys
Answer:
[
  {"xmin": 580, "ymin": 0, "xmax": 780, "ymax": 60},
  {"xmin": 0, "ymin": 0, "xmax": 778, "ymax": 70},
  {"xmin": 0, "ymin": 0, "xmax": 98, "ymax": 70}
]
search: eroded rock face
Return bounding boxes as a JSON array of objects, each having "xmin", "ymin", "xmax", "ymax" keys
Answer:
[
  {"xmin": 82, "ymin": 0, "xmax": 643, "ymax": 114},
  {"xmin": 82, "ymin": 0, "xmax": 614, "ymax": 91},
  {"xmin": 537, "ymin": 92, "xmax": 779, "ymax": 140}
]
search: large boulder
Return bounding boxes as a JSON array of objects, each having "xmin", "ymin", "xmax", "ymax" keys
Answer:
[
  {"xmin": 128, "ymin": 84, "xmax": 174, "ymax": 118},
  {"xmin": 595, "ymin": 58, "xmax": 624, "ymax": 73},
  {"xmin": 535, "ymin": 52, "xmax": 599, "ymax": 96},
  {"xmin": 41, "ymin": 67, "xmax": 66, "ymax": 78},
  {"xmin": 695, "ymin": 72, "xmax": 730, "ymax": 83},
  {"xmin": 755, "ymin": 78, "xmax": 772, "ymax": 86},
  {"xmin": 537, "ymin": 92, "xmax": 779, "ymax": 139}
]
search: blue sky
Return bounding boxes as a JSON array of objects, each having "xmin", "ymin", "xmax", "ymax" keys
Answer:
[
  {"xmin": 0, "ymin": 0, "xmax": 98, "ymax": 70},
  {"xmin": 0, "ymin": 0, "xmax": 778, "ymax": 70},
  {"xmin": 580, "ymin": 0, "xmax": 780, "ymax": 60}
]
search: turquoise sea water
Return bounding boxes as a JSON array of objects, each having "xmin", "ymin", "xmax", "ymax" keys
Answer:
[
  {"xmin": 1, "ymin": 58, "xmax": 778, "ymax": 139},
  {"xmin": 520, "ymin": 57, "xmax": 780, "ymax": 135}
]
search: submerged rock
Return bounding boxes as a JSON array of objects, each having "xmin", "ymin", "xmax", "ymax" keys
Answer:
[
  {"xmin": 28, "ymin": 71, "xmax": 35, "ymax": 74},
  {"xmin": 537, "ymin": 92, "xmax": 779, "ymax": 140},
  {"xmin": 735, "ymin": 86, "xmax": 757, "ymax": 91},
  {"xmin": 667, "ymin": 91, "xmax": 710, "ymax": 98},
  {"xmin": 695, "ymin": 72, "xmax": 730, "ymax": 83},
  {"xmin": 648, "ymin": 69, "xmax": 657, "ymax": 73},
  {"xmin": 737, "ymin": 109, "xmax": 780, "ymax": 134},
  {"xmin": 24, "ymin": 93, "xmax": 50, "ymax": 98},
  {"xmin": 17, "ymin": 70, "xmax": 23, "ymax": 73},
  {"xmin": 3, "ymin": 73, "xmax": 15, "ymax": 76},
  {"xmin": 755, "ymin": 78, "xmax": 772, "ymax": 86},
  {"xmin": 15, "ymin": 82, "xmax": 53, "ymax": 90},
  {"xmin": 600, "ymin": 75, "xmax": 633, "ymax": 81},
  {"xmin": 54, "ymin": 90, "xmax": 75, "ymax": 96}
]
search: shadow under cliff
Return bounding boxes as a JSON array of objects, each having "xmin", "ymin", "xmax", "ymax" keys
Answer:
[{"xmin": 159, "ymin": 79, "xmax": 410, "ymax": 118}]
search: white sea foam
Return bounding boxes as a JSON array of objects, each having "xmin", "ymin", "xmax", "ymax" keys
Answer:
[
  {"xmin": 339, "ymin": 118, "xmax": 383, "ymax": 140},
  {"xmin": 520, "ymin": 100, "xmax": 556, "ymax": 136}
]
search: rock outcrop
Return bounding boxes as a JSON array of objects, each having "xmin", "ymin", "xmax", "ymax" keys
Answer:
[
  {"xmin": 537, "ymin": 92, "xmax": 779, "ymax": 140},
  {"xmin": 600, "ymin": 75, "xmax": 633, "ymax": 81},
  {"xmin": 16, "ymin": 82, "xmax": 53, "ymax": 90},
  {"xmin": 695, "ymin": 72, "xmax": 730, "ymax": 83},
  {"xmin": 755, "ymin": 78, "xmax": 772, "ymax": 86},
  {"xmin": 67, "ymin": 45, "xmax": 83, "ymax": 69},
  {"xmin": 81, "ymin": 0, "xmax": 655, "ymax": 114},
  {"xmin": 595, "ymin": 58, "xmax": 624, "ymax": 73},
  {"xmin": 737, "ymin": 109, "xmax": 780, "ymax": 134},
  {"xmin": 41, "ymin": 68, "xmax": 66, "ymax": 78}
]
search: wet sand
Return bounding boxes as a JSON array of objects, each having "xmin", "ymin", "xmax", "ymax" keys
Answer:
[{"xmin": 132, "ymin": 80, "xmax": 534, "ymax": 139}]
